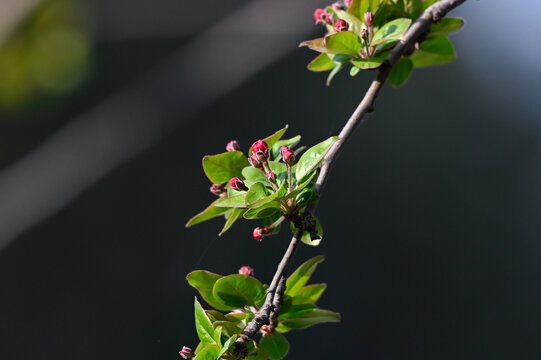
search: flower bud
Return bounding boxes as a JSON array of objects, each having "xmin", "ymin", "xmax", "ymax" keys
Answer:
[
  {"xmin": 238, "ymin": 265, "xmax": 255, "ymax": 277},
  {"xmin": 266, "ymin": 171, "xmax": 277, "ymax": 182},
  {"xmin": 364, "ymin": 11, "xmax": 374, "ymax": 26},
  {"xmin": 251, "ymin": 140, "xmax": 269, "ymax": 161},
  {"xmin": 210, "ymin": 184, "xmax": 226, "ymax": 196},
  {"xmin": 280, "ymin": 146, "xmax": 295, "ymax": 165},
  {"xmin": 334, "ymin": 19, "xmax": 349, "ymax": 32},
  {"xmin": 313, "ymin": 8, "xmax": 326, "ymax": 23},
  {"xmin": 360, "ymin": 28, "xmax": 369, "ymax": 40},
  {"xmin": 226, "ymin": 140, "xmax": 241, "ymax": 152},
  {"xmin": 248, "ymin": 155, "xmax": 263, "ymax": 169},
  {"xmin": 324, "ymin": 13, "xmax": 334, "ymax": 25},
  {"xmin": 179, "ymin": 346, "xmax": 194, "ymax": 359},
  {"xmin": 332, "ymin": 2, "xmax": 344, "ymax": 11},
  {"xmin": 253, "ymin": 227, "xmax": 265, "ymax": 241},
  {"xmin": 344, "ymin": 0, "xmax": 353, "ymax": 7},
  {"xmin": 229, "ymin": 177, "xmax": 248, "ymax": 191}
]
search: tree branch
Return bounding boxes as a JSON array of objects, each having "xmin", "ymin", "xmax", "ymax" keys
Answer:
[{"xmin": 235, "ymin": 0, "xmax": 468, "ymax": 354}]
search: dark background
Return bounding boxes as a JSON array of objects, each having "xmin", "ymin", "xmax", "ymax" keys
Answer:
[{"xmin": 0, "ymin": 0, "xmax": 540, "ymax": 359}]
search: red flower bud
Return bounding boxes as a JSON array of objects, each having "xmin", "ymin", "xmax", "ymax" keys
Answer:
[
  {"xmin": 248, "ymin": 155, "xmax": 263, "ymax": 169},
  {"xmin": 253, "ymin": 227, "xmax": 265, "ymax": 241},
  {"xmin": 280, "ymin": 145, "xmax": 295, "ymax": 165},
  {"xmin": 344, "ymin": 0, "xmax": 353, "ymax": 7},
  {"xmin": 266, "ymin": 171, "xmax": 277, "ymax": 182},
  {"xmin": 313, "ymin": 8, "xmax": 326, "ymax": 23},
  {"xmin": 332, "ymin": 2, "xmax": 344, "ymax": 11},
  {"xmin": 251, "ymin": 140, "xmax": 269, "ymax": 161},
  {"xmin": 179, "ymin": 346, "xmax": 194, "ymax": 359},
  {"xmin": 226, "ymin": 140, "xmax": 241, "ymax": 152},
  {"xmin": 364, "ymin": 11, "xmax": 374, "ymax": 26},
  {"xmin": 238, "ymin": 265, "xmax": 255, "ymax": 277},
  {"xmin": 229, "ymin": 177, "xmax": 248, "ymax": 191},
  {"xmin": 334, "ymin": 19, "xmax": 349, "ymax": 32},
  {"xmin": 360, "ymin": 28, "xmax": 369, "ymax": 40},
  {"xmin": 324, "ymin": 13, "xmax": 334, "ymax": 25},
  {"xmin": 210, "ymin": 184, "xmax": 226, "ymax": 196}
]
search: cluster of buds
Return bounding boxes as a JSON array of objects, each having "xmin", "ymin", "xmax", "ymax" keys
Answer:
[
  {"xmin": 314, "ymin": 1, "xmax": 354, "ymax": 29},
  {"xmin": 313, "ymin": 8, "xmax": 333, "ymax": 25},
  {"xmin": 179, "ymin": 346, "xmax": 194, "ymax": 359},
  {"xmin": 280, "ymin": 145, "xmax": 295, "ymax": 166},
  {"xmin": 360, "ymin": 11, "xmax": 375, "ymax": 58},
  {"xmin": 238, "ymin": 265, "xmax": 255, "ymax": 277}
]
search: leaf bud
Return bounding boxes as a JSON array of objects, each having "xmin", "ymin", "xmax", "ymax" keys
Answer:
[
  {"xmin": 313, "ymin": 8, "xmax": 326, "ymax": 23},
  {"xmin": 332, "ymin": 2, "xmax": 344, "ymax": 11},
  {"xmin": 229, "ymin": 177, "xmax": 248, "ymax": 191},
  {"xmin": 248, "ymin": 155, "xmax": 263, "ymax": 169},
  {"xmin": 266, "ymin": 171, "xmax": 277, "ymax": 182},
  {"xmin": 238, "ymin": 265, "xmax": 255, "ymax": 277},
  {"xmin": 280, "ymin": 145, "xmax": 295, "ymax": 165},
  {"xmin": 210, "ymin": 184, "xmax": 226, "ymax": 196},
  {"xmin": 251, "ymin": 140, "xmax": 269, "ymax": 161},
  {"xmin": 179, "ymin": 346, "xmax": 195, "ymax": 359},
  {"xmin": 334, "ymin": 19, "xmax": 349, "ymax": 32},
  {"xmin": 226, "ymin": 140, "xmax": 241, "ymax": 152},
  {"xmin": 364, "ymin": 11, "xmax": 374, "ymax": 26},
  {"xmin": 253, "ymin": 227, "xmax": 265, "ymax": 241}
]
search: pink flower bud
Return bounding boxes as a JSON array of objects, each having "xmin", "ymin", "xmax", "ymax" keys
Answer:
[
  {"xmin": 266, "ymin": 171, "xmax": 277, "ymax": 182},
  {"xmin": 344, "ymin": 0, "xmax": 353, "ymax": 7},
  {"xmin": 226, "ymin": 140, "xmax": 241, "ymax": 152},
  {"xmin": 238, "ymin": 265, "xmax": 255, "ymax": 277},
  {"xmin": 332, "ymin": 2, "xmax": 344, "ymax": 11},
  {"xmin": 280, "ymin": 146, "xmax": 295, "ymax": 165},
  {"xmin": 334, "ymin": 19, "xmax": 349, "ymax": 32},
  {"xmin": 248, "ymin": 155, "xmax": 263, "ymax": 169},
  {"xmin": 253, "ymin": 227, "xmax": 265, "ymax": 241},
  {"xmin": 179, "ymin": 346, "xmax": 194, "ymax": 359},
  {"xmin": 210, "ymin": 184, "xmax": 226, "ymax": 196},
  {"xmin": 313, "ymin": 8, "xmax": 326, "ymax": 23},
  {"xmin": 324, "ymin": 13, "xmax": 334, "ymax": 25},
  {"xmin": 229, "ymin": 177, "xmax": 248, "ymax": 191},
  {"xmin": 251, "ymin": 140, "xmax": 269, "ymax": 161},
  {"xmin": 364, "ymin": 11, "xmax": 374, "ymax": 26}
]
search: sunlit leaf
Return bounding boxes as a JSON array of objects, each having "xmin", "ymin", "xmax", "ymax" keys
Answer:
[
  {"xmin": 186, "ymin": 199, "xmax": 230, "ymax": 227},
  {"xmin": 203, "ymin": 151, "xmax": 249, "ymax": 184},
  {"xmin": 295, "ymin": 136, "xmax": 339, "ymax": 182},
  {"xmin": 409, "ymin": 35, "xmax": 455, "ymax": 68},
  {"xmin": 370, "ymin": 18, "xmax": 412, "ymax": 45},
  {"xmin": 194, "ymin": 298, "xmax": 216, "ymax": 346},
  {"xmin": 187, "ymin": 272, "xmax": 236, "ymax": 311},
  {"xmin": 213, "ymin": 275, "xmax": 266, "ymax": 308},
  {"xmin": 285, "ymin": 256, "xmax": 325, "ymax": 297},
  {"xmin": 260, "ymin": 333, "xmax": 290, "ymax": 360},
  {"xmin": 324, "ymin": 31, "xmax": 362, "ymax": 57}
]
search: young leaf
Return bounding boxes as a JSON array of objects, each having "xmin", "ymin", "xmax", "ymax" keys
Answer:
[
  {"xmin": 350, "ymin": 66, "xmax": 360, "ymax": 76},
  {"xmin": 285, "ymin": 256, "xmax": 325, "ymax": 297},
  {"xmin": 370, "ymin": 18, "xmax": 412, "ymax": 46},
  {"xmin": 388, "ymin": 57, "xmax": 413, "ymax": 87},
  {"xmin": 186, "ymin": 199, "xmax": 230, "ymax": 227},
  {"xmin": 326, "ymin": 62, "xmax": 346, "ymax": 86},
  {"xmin": 242, "ymin": 166, "xmax": 268, "ymax": 184},
  {"xmin": 299, "ymin": 217, "xmax": 323, "ymax": 246},
  {"xmin": 295, "ymin": 136, "xmax": 339, "ymax": 182},
  {"xmin": 194, "ymin": 298, "xmax": 217, "ymax": 346},
  {"xmin": 245, "ymin": 347, "xmax": 269, "ymax": 360},
  {"xmin": 187, "ymin": 271, "xmax": 236, "ymax": 311},
  {"xmin": 213, "ymin": 275, "xmax": 266, "ymax": 309},
  {"xmin": 194, "ymin": 344, "xmax": 221, "ymax": 360},
  {"xmin": 409, "ymin": 35, "xmax": 455, "ymax": 68},
  {"xmin": 292, "ymin": 284, "xmax": 327, "ymax": 305},
  {"xmin": 218, "ymin": 335, "xmax": 238, "ymax": 358},
  {"xmin": 324, "ymin": 31, "xmax": 362, "ymax": 57},
  {"xmin": 243, "ymin": 202, "xmax": 281, "ymax": 219},
  {"xmin": 307, "ymin": 53, "xmax": 336, "ymax": 72},
  {"xmin": 421, "ymin": 0, "xmax": 439, "ymax": 10},
  {"xmin": 219, "ymin": 208, "xmax": 246, "ymax": 235},
  {"xmin": 249, "ymin": 126, "xmax": 288, "ymax": 156},
  {"xmin": 214, "ymin": 194, "xmax": 247, "ymax": 208},
  {"xmin": 260, "ymin": 333, "xmax": 290, "ymax": 360},
  {"xmin": 299, "ymin": 38, "xmax": 327, "ymax": 53},
  {"xmin": 213, "ymin": 326, "xmax": 223, "ymax": 346},
  {"xmin": 206, "ymin": 310, "xmax": 229, "ymax": 323},
  {"xmin": 347, "ymin": 0, "xmax": 382, "ymax": 19},
  {"xmin": 351, "ymin": 56, "xmax": 385, "ymax": 69},
  {"xmin": 212, "ymin": 321, "xmax": 242, "ymax": 337},
  {"xmin": 202, "ymin": 151, "xmax": 249, "ymax": 184},
  {"xmin": 245, "ymin": 182, "xmax": 269, "ymax": 206},
  {"xmin": 278, "ymin": 304, "xmax": 316, "ymax": 319},
  {"xmin": 277, "ymin": 308, "xmax": 341, "ymax": 332},
  {"xmin": 295, "ymin": 188, "xmax": 320, "ymax": 208},
  {"xmin": 428, "ymin": 17, "xmax": 464, "ymax": 38}
]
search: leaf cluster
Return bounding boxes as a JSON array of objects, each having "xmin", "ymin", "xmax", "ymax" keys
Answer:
[{"xmin": 187, "ymin": 257, "xmax": 340, "ymax": 359}]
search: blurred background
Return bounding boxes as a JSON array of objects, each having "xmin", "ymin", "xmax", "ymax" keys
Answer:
[{"xmin": 0, "ymin": 0, "xmax": 540, "ymax": 359}]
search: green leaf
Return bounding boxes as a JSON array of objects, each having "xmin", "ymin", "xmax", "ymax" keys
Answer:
[
  {"xmin": 324, "ymin": 31, "xmax": 362, "ymax": 57},
  {"xmin": 409, "ymin": 35, "xmax": 455, "ymax": 68},
  {"xmin": 388, "ymin": 57, "xmax": 413, "ymax": 87},
  {"xmin": 214, "ymin": 194, "xmax": 246, "ymax": 208},
  {"xmin": 194, "ymin": 298, "xmax": 216, "ymax": 346},
  {"xmin": 249, "ymin": 126, "xmax": 288, "ymax": 157},
  {"xmin": 428, "ymin": 17, "xmax": 464, "ymax": 38},
  {"xmin": 206, "ymin": 310, "xmax": 229, "ymax": 323},
  {"xmin": 194, "ymin": 344, "xmax": 221, "ymax": 360},
  {"xmin": 295, "ymin": 188, "xmax": 320, "ymax": 208},
  {"xmin": 370, "ymin": 18, "xmax": 412, "ymax": 46},
  {"xmin": 202, "ymin": 151, "xmax": 249, "ymax": 184},
  {"xmin": 212, "ymin": 321, "xmax": 242, "ymax": 337},
  {"xmin": 247, "ymin": 182, "xmax": 287, "ymax": 210},
  {"xmin": 213, "ymin": 275, "xmax": 266, "ymax": 309},
  {"xmin": 224, "ymin": 311, "xmax": 247, "ymax": 323},
  {"xmin": 299, "ymin": 38, "xmax": 327, "ymax": 52},
  {"xmin": 272, "ymin": 136, "xmax": 302, "ymax": 160},
  {"xmin": 326, "ymin": 62, "xmax": 345, "ymax": 86},
  {"xmin": 276, "ymin": 309, "xmax": 341, "ymax": 332},
  {"xmin": 285, "ymin": 170, "xmax": 317, "ymax": 201},
  {"xmin": 245, "ymin": 348, "xmax": 269, "ymax": 360},
  {"xmin": 220, "ymin": 208, "xmax": 246, "ymax": 235},
  {"xmin": 242, "ymin": 166, "xmax": 267, "ymax": 184},
  {"xmin": 279, "ymin": 304, "xmax": 316, "ymax": 319},
  {"xmin": 245, "ymin": 182, "xmax": 269, "ymax": 206},
  {"xmin": 295, "ymin": 136, "xmax": 339, "ymax": 183},
  {"xmin": 213, "ymin": 326, "xmax": 223, "ymax": 346},
  {"xmin": 260, "ymin": 333, "xmax": 290, "ymax": 360},
  {"xmin": 351, "ymin": 56, "xmax": 385, "ymax": 69},
  {"xmin": 186, "ymin": 199, "xmax": 230, "ymax": 227},
  {"xmin": 243, "ymin": 202, "xmax": 281, "ymax": 219},
  {"xmin": 187, "ymin": 272, "xmax": 236, "ymax": 311},
  {"xmin": 292, "ymin": 284, "xmax": 327, "ymax": 305},
  {"xmin": 422, "ymin": 0, "xmax": 438, "ymax": 10},
  {"xmin": 350, "ymin": 66, "xmax": 360, "ymax": 76},
  {"xmin": 299, "ymin": 217, "xmax": 323, "ymax": 246},
  {"xmin": 218, "ymin": 335, "xmax": 238, "ymax": 358},
  {"xmin": 307, "ymin": 53, "xmax": 336, "ymax": 72},
  {"xmin": 285, "ymin": 256, "xmax": 325, "ymax": 297},
  {"xmin": 347, "ymin": 0, "xmax": 382, "ymax": 19}
]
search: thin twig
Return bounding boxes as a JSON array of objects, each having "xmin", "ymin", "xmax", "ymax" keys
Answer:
[{"xmin": 235, "ymin": 0, "xmax": 467, "ymax": 354}]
